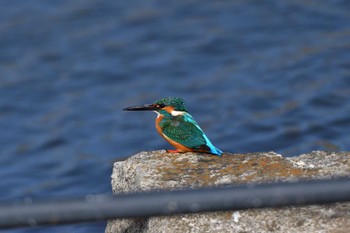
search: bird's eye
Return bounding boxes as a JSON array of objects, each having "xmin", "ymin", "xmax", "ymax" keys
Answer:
[{"xmin": 157, "ymin": 104, "xmax": 165, "ymax": 108}]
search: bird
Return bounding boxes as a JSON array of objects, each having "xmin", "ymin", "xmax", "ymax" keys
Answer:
[{"xmin": 123, "ymin": 97, "xmax": 223, "ymax": 156}]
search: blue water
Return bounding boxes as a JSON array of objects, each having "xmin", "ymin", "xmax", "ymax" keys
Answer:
[{"xmin": 1, "ymin": 0, "xmax": 350, "ymax": 232}]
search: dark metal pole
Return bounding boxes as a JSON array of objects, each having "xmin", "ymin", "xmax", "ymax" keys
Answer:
[{"xmin": 0, "ymin": 178, "xmax": 349, "ymax": 229}]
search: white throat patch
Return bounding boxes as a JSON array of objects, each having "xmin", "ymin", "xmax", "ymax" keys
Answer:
[{"xmin": 154, "ymin": 111, "xmax": 161, "ymax": 117}]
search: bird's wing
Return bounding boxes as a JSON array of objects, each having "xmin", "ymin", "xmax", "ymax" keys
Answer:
[{"xmin": 162, "ymin": 113, "xmax": 209, "ymax": 149}]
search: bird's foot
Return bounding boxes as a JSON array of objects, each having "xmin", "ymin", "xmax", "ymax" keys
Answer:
[{"xmin": 166, "ymin": 149, "xmax": 181, "ymax": 153}]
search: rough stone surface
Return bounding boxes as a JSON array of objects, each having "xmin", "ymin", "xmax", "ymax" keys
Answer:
[{"xmin": 105, "ymin": 150, "xmax": 350, "ymax": 233}]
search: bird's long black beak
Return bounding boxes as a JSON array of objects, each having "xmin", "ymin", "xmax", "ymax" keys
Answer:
[{"xmin": 123, "ymin": 104, "xmax": 159, "ymax": 111}]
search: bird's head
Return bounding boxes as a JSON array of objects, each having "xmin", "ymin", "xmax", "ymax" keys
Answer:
[{"xmin": 123, "ymin": 97, "xmax": 188, "ymax": 116}]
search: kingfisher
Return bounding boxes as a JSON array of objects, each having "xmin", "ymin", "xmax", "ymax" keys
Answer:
[{"xmin": 123, "ymin": 97, "xmax": 223, "ymax": 156}]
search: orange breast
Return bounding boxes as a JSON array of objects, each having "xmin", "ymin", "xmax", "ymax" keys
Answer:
[{"xmin": 155, "ymin": 114, "xmax": 192, "ymax": 152}]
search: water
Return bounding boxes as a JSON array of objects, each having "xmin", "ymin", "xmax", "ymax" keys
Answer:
[{"xmin": 0, "ymin": 0, "xmax": 349, "ymax": 232}]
